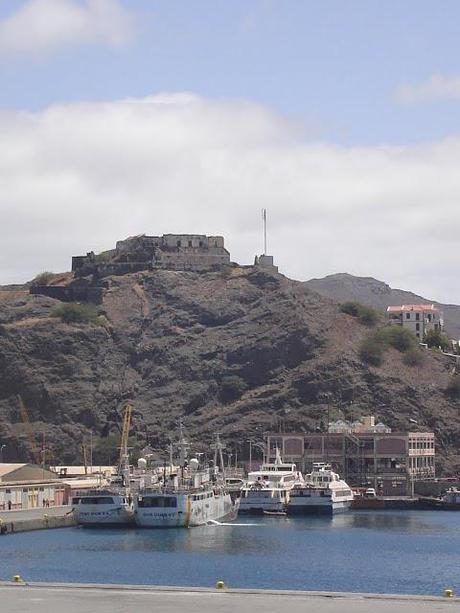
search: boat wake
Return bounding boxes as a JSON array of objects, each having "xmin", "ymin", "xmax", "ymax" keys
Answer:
[{"xmin": 207, "ymin": 520, "xmax": 260, "ymax": 526}]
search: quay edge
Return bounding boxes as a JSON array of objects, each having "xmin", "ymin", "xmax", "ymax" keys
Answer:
[
  {"xmin": 0, "ymin": 506, "xmax": 76, "ymax": 534},
  {"xmin": 0, "ymin": 583, "xmax": 459, "ymax": 613}
]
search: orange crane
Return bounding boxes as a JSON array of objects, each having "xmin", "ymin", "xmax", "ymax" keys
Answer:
[
  {"xmin": 118, "ymin": 403, "xmax": 133, "ymax": 475},
  {"xmin": 16, "ymin": 395, "xmax": 42, "ymax": 465}
]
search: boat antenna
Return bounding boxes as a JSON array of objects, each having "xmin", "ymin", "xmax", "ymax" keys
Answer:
[
  {"xmin": 211, "ymin": 434, "xmax": 226, "ymax": 481},
  {"xmin": 177, "ymin": 419, "xmax": 189, "ymax": 469},
  {"xmin": 275, "ymin": 446, "xmax": 282, "ymax": 465}
]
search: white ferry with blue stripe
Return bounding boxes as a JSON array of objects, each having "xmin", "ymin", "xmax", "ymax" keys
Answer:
[
  {"xmin": 287, "ymin": 463, "xmax": 354, "ymax": 515},
  {"xmin": 239, "ymin": 449, "xmax": 304, "ymax": 514}
]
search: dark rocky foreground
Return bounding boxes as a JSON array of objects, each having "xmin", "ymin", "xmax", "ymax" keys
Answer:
[{"xmin": 0, "ymin": 266, "xmax": 459, "ymax": 471}]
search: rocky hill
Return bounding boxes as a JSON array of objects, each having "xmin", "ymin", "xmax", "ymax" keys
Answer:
[
  {"xmin": 0, "ymin": 266, "xmax": 459, "ymax": 473},
  {"xmin": 305, "ymin": 273, "xmax": 460, "ymax": 339}
]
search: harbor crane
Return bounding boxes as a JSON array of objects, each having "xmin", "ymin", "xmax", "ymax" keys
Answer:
[
  {"xmin": 118, "ymin": 403, "xmax": 133, "ymax": 480},
  {"xmin": 16, "ymin": 394, "xmax": 42, "ymax": 466}
]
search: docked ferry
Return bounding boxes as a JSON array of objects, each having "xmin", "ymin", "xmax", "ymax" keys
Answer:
[
  {"xmin": 239, "ymin": 450, "xmax": 304, "ymax": 514},
  {"xmin": 287, "ymin": 463, "xmax": 354, "ymax": 515}
]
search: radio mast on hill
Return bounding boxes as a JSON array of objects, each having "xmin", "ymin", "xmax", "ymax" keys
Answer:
[
  {"xmin": 255, "ymin": 208, "xmax": 277, "ymax": 272},
  {"xmin": 262, "ymin": 208, "xmax": 267, "ymax": 255}
]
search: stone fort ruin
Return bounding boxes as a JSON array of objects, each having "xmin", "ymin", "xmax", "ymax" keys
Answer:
[
  {"xmin": 30, "ymin": 232, "xmax": 277, "ymax": 304},
  {"xmin": 72, "ymin": 233, "xmax": 231, "ymax": 277}
]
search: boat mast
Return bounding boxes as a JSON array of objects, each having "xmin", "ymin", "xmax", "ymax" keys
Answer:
[
  {"xmin": 177, "ymin": 419, "xmax": 189, "ymax": 485},
  {"xmin": 212, "ymin": 434, "xmax": 226, "ymax": 481}
]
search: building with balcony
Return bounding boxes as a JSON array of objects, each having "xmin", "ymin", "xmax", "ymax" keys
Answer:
[
  {"xmin": 387, "ymin": 304, "xmax": 443, "ymax": 340},
  {"xmin": 265, "ymin": 428, "xmax": 435, "ymax": 496}
]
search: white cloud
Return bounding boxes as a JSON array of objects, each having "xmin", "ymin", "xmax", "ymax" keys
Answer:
[
  {"xmin": 396, "ymin": 74, "xmax": 460, "ymax": 104},
  {"xmin": 0, "ymin": 93, "xmax": 459, "ymax": 304},
  {"xmin": 0, "ymin": 0, "xmax": 133, "ymax": 57}
]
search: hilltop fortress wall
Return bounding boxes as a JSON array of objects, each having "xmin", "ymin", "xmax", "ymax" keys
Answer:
[
  {"xmin": 31, "ymin": 234, "xmax": 231, "ymax": 304},
  {"xmin": 31, "ymin": 233, "xmax": 277, "ymax": 305},
  {"xmin": 72, "ymin": 233, "xmax": 230, "ymax": 277}
]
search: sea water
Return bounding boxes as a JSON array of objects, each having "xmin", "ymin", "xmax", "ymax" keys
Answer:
[{"xmin": 0, "ymin": 511, "xmax": 459, "ymax": 596}]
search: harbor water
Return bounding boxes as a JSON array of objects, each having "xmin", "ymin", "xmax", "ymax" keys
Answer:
[{"xmin": 0, "ymin": 511, "xmax": 459, "ymax": 596}]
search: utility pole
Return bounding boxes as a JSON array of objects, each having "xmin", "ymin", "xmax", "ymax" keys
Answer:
[
  {"xmin": 90, "ymin": 431, "xmax": 93, "ymax": 475},
  {"xmin": 42, "ymin": 432, "xmax": 45, "ymax": 474},
  {"xmin": 247, "ymin": 439, "xmax": 252, "ymax": 472}
]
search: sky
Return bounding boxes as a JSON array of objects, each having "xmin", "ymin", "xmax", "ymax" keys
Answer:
[{"xmin": 1, "ymin": 0, "xmax": 460, "ymax": 303}]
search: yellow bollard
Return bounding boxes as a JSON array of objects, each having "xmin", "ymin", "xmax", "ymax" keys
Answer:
[
  {"xmin": 12, "ymin": 575, "xmax": 22, "ymax": 583},
  {"xmin": 444, "ymin": 589, "xmax": 454, "ymax": 598},
  {"xmin": 216, "ymin": 580, "xmax": 225, "ymax": 589}
]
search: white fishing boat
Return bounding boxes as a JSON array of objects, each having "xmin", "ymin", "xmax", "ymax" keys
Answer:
[
  {"xmin": 239, "ymin": 449, "xmax": 304, "ymax": 514},
  {"xmin": 72, "ymin": 404, "xmax": 135, "ymax": 527},
  {"xmin": 72, "ymin": 488, "xmax": 134, "ymax": 526},
  {"xmin": 287, "ymin": 463, "xmax": 354, "ymax": 515},
  {"xmin": 134, "ymin": 429, "xmax": 239, "ymax": 528}
]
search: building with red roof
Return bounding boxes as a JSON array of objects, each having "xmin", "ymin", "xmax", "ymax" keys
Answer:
[{"xmin": 387, "ymin": 304, "xmax": 443, "ymax": 340}]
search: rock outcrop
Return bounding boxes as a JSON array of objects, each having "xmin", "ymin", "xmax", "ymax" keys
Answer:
[{"xmin": 0, "ymin": 267, "xmax": 459, "ymax": 472}]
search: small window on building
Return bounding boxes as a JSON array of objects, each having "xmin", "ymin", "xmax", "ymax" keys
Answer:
[
  {"xmin": 416, "ymin": 323, "xmax": 420, "ymax": 331},
  {"xmin": 406, "ymin": 313, "xmax": 410, "ymax": 320},
  {"xmin": 199, "ymin": 241, "xmax": 203, "ymax": 247},
  {"xmin": 188, "ymin": 240, "xmax": 193, "ymax": 247},
  {"xmin": 177, "ymin": 240, "xmax": 181, "ymax": 247},
  {"xmin": 416, "ymin": 313, "xmax": 420, "ymax": 321}
]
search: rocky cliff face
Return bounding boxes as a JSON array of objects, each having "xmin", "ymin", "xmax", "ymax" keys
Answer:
[{"xmin": 0, "ymin": 267, "xmax": 459, "ymax": 472}]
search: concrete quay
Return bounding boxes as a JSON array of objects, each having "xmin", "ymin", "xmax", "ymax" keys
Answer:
[
  {"xmin": 0, "ymin": 583, "xmax": 459, "ymax": 613},
  {"xmin": 0, "ymin": 505, "xmax": 76, "ymax": 534}
]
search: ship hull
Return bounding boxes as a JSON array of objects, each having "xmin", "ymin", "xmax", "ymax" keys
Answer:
[
  {"xmin": 238, "ymin": 499, "xmax": 286, "ymax": 514},
  {"xmin": 134, "ymin": 493, "xmax": 237, "ymax": 528},
  {"xmin": 287, "ymin": 499, "xmax": 352, "ymax": 515},
  {"xmin": 75, "ymin": 506, "xmax": 134, "ymax": 527}
]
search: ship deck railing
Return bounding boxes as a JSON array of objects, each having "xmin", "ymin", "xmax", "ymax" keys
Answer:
[{"xmin": 139, "ymin": 485, "xmax": 228, "ymax": 495}]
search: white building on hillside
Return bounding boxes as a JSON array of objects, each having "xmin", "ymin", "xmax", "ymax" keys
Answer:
[
  {"xmin": 387, "ymin": 304, "xmax": 443, "ymax": 340},
  {"xmin": 328, "ymin": 415, "xmax": 391, "ymax": 434}
]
